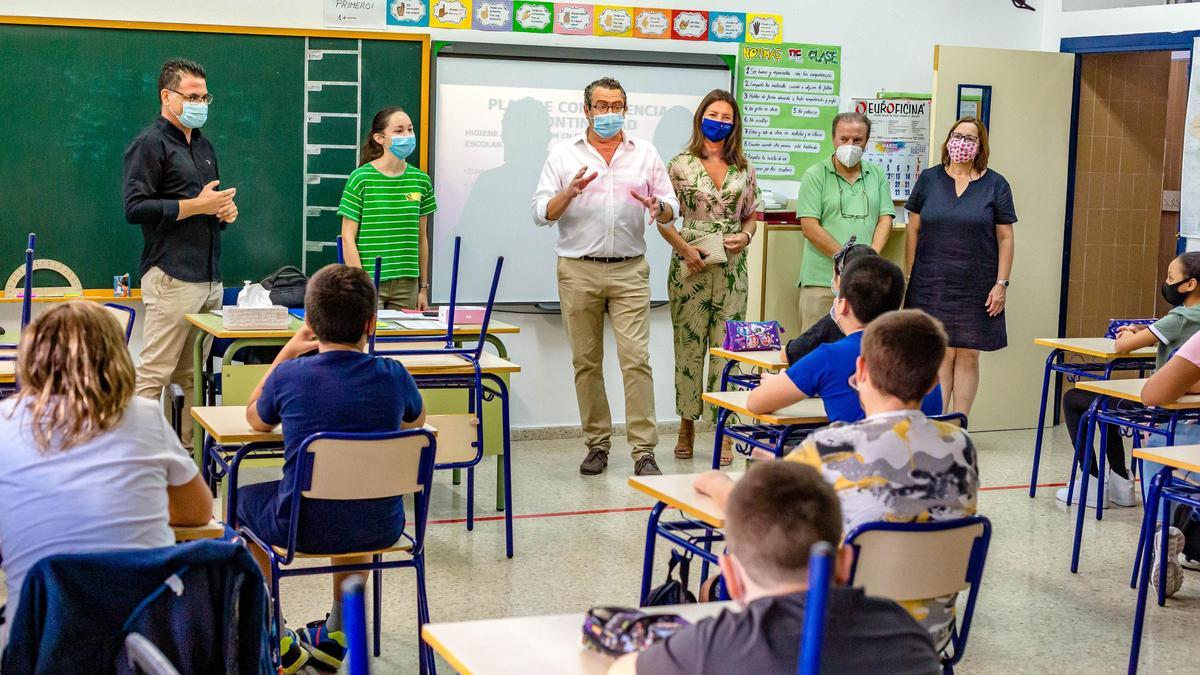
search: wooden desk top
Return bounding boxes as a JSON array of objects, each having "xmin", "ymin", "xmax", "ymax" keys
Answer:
[
  {"xmin": 1075, "ymin": 378, "xmax": 1200, "ymax": 409},
  {"xmin": 385, "ymin": 351, "xmax": 522, "ymax": 376},
  {"xmin": 0, "ymin": 359, "xmax": 13, "ymax": 384},
  {"xmin": 708, "ymin": 347, "xmax": 787, "ymax": 371},
  {"xmin": 1033, "ymin": 337, "xmax": 1156, "ymax": 360},
  {"xmin": 701, "ymin": 389, "xmax": 828, "ymax": 426},
  {"xmin": 191, "ymin": 406, "xmax": 282, "ymax": 444},
  {"xmin": 628, "ymin": 472, "xmax": 741, "ymax": 528},
  {"xmin": 422, "ymin": 602, "xmax": 734, "ymax": 675},
  {"xmin": 1132, "ymin": 445, "xmax": 1200, "ymax": 474},
  {"xmin": 185, "ymin": 312, "xmax": 520, "ymax": 339},
  {"xmin": 0, "ymin": 289, "xmax": 142, "ymax": 304},
  {"xmin": 172, "ymin": 519, "xmax": 226, "ymax": 542}
]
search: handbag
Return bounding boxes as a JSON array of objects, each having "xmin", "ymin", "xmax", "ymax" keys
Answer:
[
  {"xmin": 259, "ymin": 266, "xmax": 308, "ymax": 309},
  {"xmin": 723, "ymin": 320, "xmax": 784, "ymax": 352},
  {"xmin": 678, "ymin": 231, "xmax": 728, "ymax": 280}
]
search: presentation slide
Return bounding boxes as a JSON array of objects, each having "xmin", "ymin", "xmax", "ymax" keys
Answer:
[{"xmin": 433, "ymin": 54, "xmax": 730, "ymax": 304}]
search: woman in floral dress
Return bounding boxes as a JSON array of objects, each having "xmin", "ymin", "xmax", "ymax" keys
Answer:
[{"xmin": 660, "ymin": 89, "xmax": 760, "ymax": 465}]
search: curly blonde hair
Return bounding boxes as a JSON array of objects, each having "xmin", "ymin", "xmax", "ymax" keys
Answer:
[{"xmin": 10, "ymin": 302, "xmax": 135, "ymax": 452}]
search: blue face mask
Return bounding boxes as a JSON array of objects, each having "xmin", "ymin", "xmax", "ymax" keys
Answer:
[
  {"xmin": 592, "ymin": 113, "xmax": 624, "ymax": 139},
  {"xmin": 389, "ymin": 135, "xmax": 416, "ymax": 160},
  {"xmin": 178, "ymin": 102, "xmax": 208, "ymax": 129},
  {"xmin": 700, "ymin": 118, "xmax": 734, "ymax": 142}
]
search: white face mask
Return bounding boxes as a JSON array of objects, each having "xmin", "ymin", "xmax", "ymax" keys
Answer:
[{"xmin": 835, "ymin": 144, "xmax": 863, "ymax": 168}]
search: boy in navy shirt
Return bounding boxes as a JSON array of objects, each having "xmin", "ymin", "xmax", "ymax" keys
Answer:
[
  {"xmin": 747, "ymin": 255, "xmax": 942, "ymax": 422},
  {"xmin": 242, "ymin": 264, "xmax": 425, "ymax": 673}
]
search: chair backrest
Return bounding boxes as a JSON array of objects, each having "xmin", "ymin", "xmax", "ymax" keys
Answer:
[
  {"xmin": 424, "ymin": 413, "xmax": 481, "ymax": 465},
  {"xmin": 125, "ymin": 633, "xmax": 182, "ymax": 675},
  {"xmin": 798, "ymin": 541, "xmax": 835, "ymax": 675},
  {"xmin": 844, "ymin": 517, "xmax": 990, "ymax": 601},
  {"xmin": 931, "ymin": 412, "xmax": 968, "ymax": 430},
  {"xmin": 103, "ymin": 303, "xmax": 136, "ymax": 344}
]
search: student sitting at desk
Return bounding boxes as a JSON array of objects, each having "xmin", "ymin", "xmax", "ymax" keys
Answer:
[
  {"xmin": 612, "ymin": 462, "xmax": 940, "ymax": 674},
  {"xmin": 0, "ymin": 302, "xmax": 214, "ymax": 650},
  {"xmin": 1059, "ymin": 251, "xmax": 1200, "ymax": 512},
  {"xmin": 241, "ymin": 264, "xmax": 426, "ymax": 673},
  {"xmin": 747, "ymin": 255, "xmax": 942, "ymax": 422},
  {"xmin": 696, "ymin": 309, "xmax": 978, "ymax": 650},
  {"xmin": 781, "ymin": 237, "xmax": 875, "ymax": 365}
]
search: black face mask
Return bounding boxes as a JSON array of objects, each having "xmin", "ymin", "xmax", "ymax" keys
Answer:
[{"xmin": 1162, "ymin": 279, "xmax": 1194, "ymax": 306}]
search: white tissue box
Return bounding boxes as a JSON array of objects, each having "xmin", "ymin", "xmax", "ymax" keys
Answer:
[{"xmin": 221, "ymin": 305, "xmax": 290, "ymax": 331}]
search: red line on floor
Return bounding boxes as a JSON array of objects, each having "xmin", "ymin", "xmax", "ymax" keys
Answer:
[{"xmin": 427, "ymin": 481, "xmax": 1070, "ymax": 525}]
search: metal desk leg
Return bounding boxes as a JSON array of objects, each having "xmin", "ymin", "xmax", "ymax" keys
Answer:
[
  {"xmin": 639, "ymin": 502, "xmax": 667, "ymax": 605},
  {"xmin": 719, "ymin": 359, "xmax": 736, "ymax": 392},
  {"xmin": 486, "ymin": 373, "xmax": 515, "ymax": 559},
  {"xmin": 1129, "ymin": 472, "xmax": 1165, "ymax": 674},
  {"xmin": 486, "ymin": 335, "xmax": 509, "ymax": 512},
  {"xmin": 1071, "ymin": 395, "xmax": 1103, "ymax": 573},
  {"xmin": 191, "ymin": 335, "xmax": 205, "ymax": 464},
  {"xmin": 712, "ymin": 408, "xmax": 730, "ymax": 470},
  {"xmin": 1030, "ymin": 349, "xmax": 1062, "ymax": 497}
]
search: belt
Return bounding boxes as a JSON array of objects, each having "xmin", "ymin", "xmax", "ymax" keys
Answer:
[{"xmin": 576, "ymin": 255, "xmax": 642, "ymax": 264}]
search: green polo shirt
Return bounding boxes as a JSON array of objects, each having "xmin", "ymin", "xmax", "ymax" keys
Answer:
[{"xmin": 795, "ymin": 157, "xmax": 893, "ymax": 287}]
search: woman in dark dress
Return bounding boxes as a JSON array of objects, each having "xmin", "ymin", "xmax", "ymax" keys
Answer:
[{"xmin": 904, "ymin": 116, "xmax": 1016, "ymax": 417}]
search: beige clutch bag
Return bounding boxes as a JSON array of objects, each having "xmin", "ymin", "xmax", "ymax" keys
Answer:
[{"xmin": 679, "ymin": 232, "xmax": 728, "ymax": 279}]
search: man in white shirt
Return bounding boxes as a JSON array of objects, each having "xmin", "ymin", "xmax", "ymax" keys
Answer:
[{"xmin": 531, "ymin": 77, "xmax": 679, "ymax": 477}]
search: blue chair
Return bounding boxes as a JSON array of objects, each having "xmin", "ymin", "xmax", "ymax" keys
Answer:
[
  {"xmin": 844, "ymin": 517, "xmax": 992, "ymax": 674},
  {"xmin": 230, "ymin": 428, "xmax": 438, "ymax": 674},
  {"xmin": 104, "ymin": 302, "xmax": 136, "ymax": 344},
  {"xmin": 798, "ymin": 541, "xmax": 835, "ymax": 675},
  {"xmin": 342, "ymin": 577, "xmax": 371, "ymax": 675}
]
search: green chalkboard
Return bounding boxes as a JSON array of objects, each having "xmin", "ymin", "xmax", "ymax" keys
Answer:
[{"xmin": 0, "ymin": 21, "xmax": 425, "ymax": 288}]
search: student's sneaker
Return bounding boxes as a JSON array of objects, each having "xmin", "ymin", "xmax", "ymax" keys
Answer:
[
  {"xmin": 1108, "ymin": 471, "xmax": 1137, "ymax": 507},
  {"xmin": 280, "ymin": 628, "xmax": 311, "ymax": 674},
  {"xmin": 1151, "ymin": 526, "xmax": 1185, "ymax": 598},
  {"xmin": 297, "ymin": 619, "xmax": 347, "ymax": 671},
  {"xmin": 1181, "ymin": 556, "xmax": 1200, "ymax": 572},
  {"xmin": 1055, "ymin": 476, "xmax": 1110, "ymax": 509}
]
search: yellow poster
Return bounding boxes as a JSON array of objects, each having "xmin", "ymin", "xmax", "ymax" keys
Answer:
[
  {"xmin": 745, "ymin": 13, "xmax": 783, "ymax": 44},
  {"xmin": 593, "ymin": 6, "xmax": 635, "ymax": 37},
  {"xmin": 431, "ymin": 0, "xmax": 473, "ymax": 28}
]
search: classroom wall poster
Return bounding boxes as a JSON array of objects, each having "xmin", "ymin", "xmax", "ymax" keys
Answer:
[
  {"xmin": 708, "ymin": 11, "xmax": 745, "ymax": 42},
  {"xmin": 632, "ymin": 8, "xmax": 670, "ymax": 38},
  {"xmin": 736, "ymin": 43, "xmax": 841, "ymax": 181},
  {"xmin": 325, "ymin": 0, "xmax": 387, "ymax": 29},
  {"xmin": 473, "ymin": 0, "xmax": 513, "ymax": 30},
  {"xmin": 388, "ymin": 0, "xmax": 430, "ymax": 26},
  {"xmin": 555, "ymin": 3, "xmax": 594, "ymax": 34},
  {"xmin": 745, "ymin": 13, "xmax": 783, "ymax": 44},
  {"xmin": 1181, "ymin": 37, "xmax": 1200, "ymax": 239},
  {"xmin": 594, "ymin": 6, "xmax": 635, "ymax": 37},
  {"xmin": 431, "ymin": 0, "xmax": 472, "ymax": 28},
  {"xmin": 513, "ymin": 1, "xmax": 554, "ymax": 32},
  {"xmin": 850, "ymin": 98, "xmax": 930, "ymax": 200},
  {"xmin": 670, "ymin": 10, "xmax": 708, "ymax": 41}
]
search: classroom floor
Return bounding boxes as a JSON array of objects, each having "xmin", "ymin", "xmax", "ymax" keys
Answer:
[{"xmin": 242, "ymin": 422, "xmax": 1196, "ymax": 674}]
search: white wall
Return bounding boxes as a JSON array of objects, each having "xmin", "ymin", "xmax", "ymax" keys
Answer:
[
  {"xmin": 1043, "ymin": 0, "xmax": 1200, "ymax": 49},
  {"xmin": 1, "ymin": 1, "xmax": 1048, "ymax": 432}
]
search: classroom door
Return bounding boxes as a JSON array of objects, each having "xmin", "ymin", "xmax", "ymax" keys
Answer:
[{"xmin": 931, "ymin": 46, "xmax": 1075, "ymax": 431}]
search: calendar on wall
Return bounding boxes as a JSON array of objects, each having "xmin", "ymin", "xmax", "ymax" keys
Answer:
[{"xmin": 850, "ymin": 98, "xmax": 930, "ymax": 201}]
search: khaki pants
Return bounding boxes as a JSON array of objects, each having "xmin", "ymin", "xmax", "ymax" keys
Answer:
[
  {"xmin": 379, "ymin": 277, "xmax": 419, "ymax": 310},
  {"xmin": 798, "ymin": 285, "xmax": 836, "ymax": 333},
  {"xmin": 557, "ymin": 256, "xmax": 657, "ymax": 459},
  {"xmin": 136, "ymin": 266, "xmax": 223, "ymax": 444}
]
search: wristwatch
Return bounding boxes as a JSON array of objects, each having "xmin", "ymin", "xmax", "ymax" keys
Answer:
[
  {"xmin": 420, "ymin": 283, "xmax": 430, "ymax": 290},
  {"xmin": 996, "ymin": 279, "xmax": 1010, "ymax": 288},
  {"xmin": 656, "ymin": 199, "xmax": 668, "ymax": 220}
]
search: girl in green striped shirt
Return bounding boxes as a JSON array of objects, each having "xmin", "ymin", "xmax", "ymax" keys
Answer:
[{"xmin": 339, "ymin": 107, "xmax": 437, "ymax": 310}]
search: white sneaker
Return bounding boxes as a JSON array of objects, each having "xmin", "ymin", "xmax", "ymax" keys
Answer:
[
  {"xmin": 1056, "ymin": 476, "xmax": 1110, "ymax": 509},
  {"xmin": 1151, "ymin": 526, "xmax": 1185, "ymax": 598},
  {"xmin": 1108, "ymin": 471, "xmax": 1137, "ymax": 507}
]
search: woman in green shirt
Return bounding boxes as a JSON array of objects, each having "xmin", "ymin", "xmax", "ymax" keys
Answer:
[
  {"xmin": 661, "ymin": 89, "xmax": 760, "ymax": 465},
  {"xmin": 339, "ymin": 107, "xmax": 437, "ymax": 310}
]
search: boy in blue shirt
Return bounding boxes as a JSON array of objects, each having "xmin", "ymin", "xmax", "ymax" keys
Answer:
[
  {"xmin": 748, "ymin": 255, "xmax": 942, "ymax": 422},
  {"xmin": 242, "ymin": 263, "xmax": 425, "ymax": 673}
]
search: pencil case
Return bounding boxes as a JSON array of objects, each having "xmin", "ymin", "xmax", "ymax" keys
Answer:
[{"xmin": 722, "ymin": 320, "xmax": 783, "ymax": 352}]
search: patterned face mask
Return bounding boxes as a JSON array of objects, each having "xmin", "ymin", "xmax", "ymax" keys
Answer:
[{"xmin": 947, "ymin": 137, "xmax": 979, "ymax": 164}]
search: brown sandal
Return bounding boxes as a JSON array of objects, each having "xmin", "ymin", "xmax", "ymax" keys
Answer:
[
  {"xmin": 720, "ymin": 437, "xmax": 733, "ymax": 466},
  {"xmin": 674, "ymin": 419, "xmax": 695, "ymax": 459}
]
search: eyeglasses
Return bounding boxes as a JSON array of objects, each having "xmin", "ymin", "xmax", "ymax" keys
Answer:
[
  {"xmin": 949, "ymin": 132, "xmax": 979, "ymax": 143},
  {"xmin": 589, "ymin": 102, "xmax": 626, "ymax": 114},
  {"xmin": 168, "ymin": 89, "xmax": 214, "ymax": 105},
  {"xmin": 837, "ymin": 183, "xmax": 870, "ymax": 220}
]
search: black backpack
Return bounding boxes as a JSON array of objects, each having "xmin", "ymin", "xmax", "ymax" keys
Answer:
[
  {"xmin": 260, "ymin": 266, "xmax": 307, "ymax": 309},
  {"xmin": 643, "ymin": 550, "xmax": 698, "ymax": 607}
]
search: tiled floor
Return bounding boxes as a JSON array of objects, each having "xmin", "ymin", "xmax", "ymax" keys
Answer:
[{"xmin": 266, "ymin": 423, "xmax": 1200, "ymax": 674}]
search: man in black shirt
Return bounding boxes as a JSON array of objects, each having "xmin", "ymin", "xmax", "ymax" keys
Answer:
[
  {"xmin": 123, "ymin": 58, "xmax": 237, "ymax": 442},
  {"xmin": 612, "ymin": 462, "xmax": 940, "ymax": 675}
]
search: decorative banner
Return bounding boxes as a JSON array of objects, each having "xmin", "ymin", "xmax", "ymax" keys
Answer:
[
  {"xmin": 745, "ymin": 13, "xmax": 783, "ymax": 43},
  {"xmin": 594, "ymin": 6, "xmax": 635, "ymax": 37},
  {"xmin": 513, "ymin": 1, "xmax": 554, "ymax": 32},
  {"xmin": 851, "ymin": 98, "xmax": 930, "ymax": 200},
  {"xmin": 671, "ymin": 10, "xmax": 708, "ymax": 41},
  {"xmin": 554, "ymin": 3, "xmax": 594, "ymax": 34},
  {"xmin": 473, "ymin": 0, "xmax": 513, "ymax": 30},
  {"xmin": 708, "ymin": 11, "xmax": 745, "ymax": 42},
  {"xmin": 431, "ymin": 0, "xmax": 472, "ymax": 28},
  {"xmin": 632, "ymin": 7, "xmax": 670, "ymax": 39},
  {"xmin": 736, "ymin": 42, "xmax": 842, "ymax": 181},
  {"xmin": 388, "ymin": 0, "xmax": 430, "ymax": 26},
  {"xmin": 325, "ymin": 0, "xmax": 387, "ymax": 29}
]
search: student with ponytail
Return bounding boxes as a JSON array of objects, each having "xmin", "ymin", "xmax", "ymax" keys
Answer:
[{"xmin": 339, "ymin": 107, "xmax": 437, "ymax": 310}]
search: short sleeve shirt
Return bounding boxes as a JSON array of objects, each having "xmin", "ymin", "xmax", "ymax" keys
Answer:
[
  {"xmin": 338, "ymin": 163, "xmax": 437, "ymax": 281},
  {"xmin": 785, "ymin": 331, "xmax": 944, "ymax": 423},
  {"xmin": 1173, "ymin": 330, "xmax": 1200, "ymax": 367},
  {"xmin": 795, "ymin": 158, "xmax": 894, "ymax": 287},
  {"xmin": 256, "ymin": 350, "xmax": 424, "ymax": 537},
  {"xmin": 1148, "ymin": 304, "xmax": 1200, "ymax": 369}
]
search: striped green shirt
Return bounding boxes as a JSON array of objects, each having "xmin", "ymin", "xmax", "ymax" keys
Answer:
[{"xmin": 338, "ymin": 163, "xmax": 437, "ymax": 280}]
